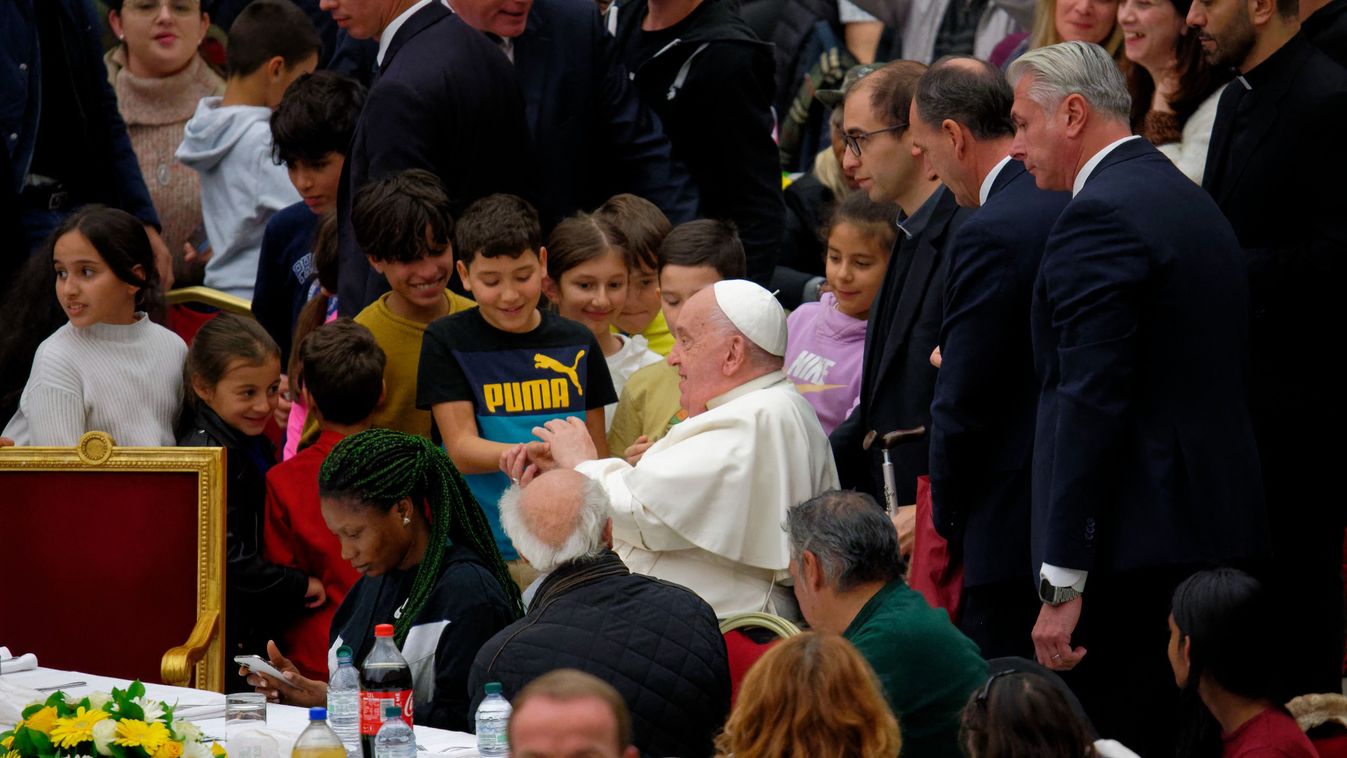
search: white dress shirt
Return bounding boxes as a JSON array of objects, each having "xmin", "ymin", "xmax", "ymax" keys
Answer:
[
  {"xmin": 377, "ymin": 0, "xmax": 436, "ymax": 66},
  {"xmin": 978, "ymin": 155, "xmax": 1014, "ymax": 206},
  {"xmin": 1071, "ymin": 135, "xmax": 1143, "ymax": 197}
]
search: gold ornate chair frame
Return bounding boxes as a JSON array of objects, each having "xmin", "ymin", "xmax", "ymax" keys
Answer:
[
  {"xmin": 165, "ymin": 286, "xmax": 253, "ymax": 316},
  {"xmin": 0, "ymin": 432, "xmax": 226, "ymax": 691}
]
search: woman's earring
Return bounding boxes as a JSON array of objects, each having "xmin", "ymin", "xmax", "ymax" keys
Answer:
[{"xmin": 402, "ymin": 516, "xmax": 411, "ymax": 526}]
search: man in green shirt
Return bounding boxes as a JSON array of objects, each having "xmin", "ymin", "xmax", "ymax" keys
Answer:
[{"xmin": 789, "ymin": 490, "xmax": 989, "ymax": 757}]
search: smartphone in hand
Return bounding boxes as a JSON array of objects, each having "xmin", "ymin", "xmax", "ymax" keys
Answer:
[{"xmin": 234, "ymin": 655, "xmax": 287, "ymax": 681}]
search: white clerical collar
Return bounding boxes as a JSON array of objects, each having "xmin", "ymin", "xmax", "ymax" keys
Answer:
[
  {"xmin": 377, "ymin": 0, "xmax": 437, "ymax": 66},
  {"xmin": 705, "ymin": 371, "xmax": 787, "ymax": 411},
  {"xmin": 1072, "ymin": 135, "xmax": 1142, "ymax": 197},
  {"xmin": 978, "ymin": 155, "xmax": 1013, "ymax": 207}
]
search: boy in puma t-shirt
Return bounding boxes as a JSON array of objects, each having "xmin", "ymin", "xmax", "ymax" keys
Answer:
[{"xmin": 417, "ymin": 194, "xmax": 615, "ymax": 578}]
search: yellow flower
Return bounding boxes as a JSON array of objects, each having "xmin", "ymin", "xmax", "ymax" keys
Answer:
[
  {"xmin": 2, "ymin": 734, "xmax": 12, "ymax": 749},
  {"xmin": 152, "ymin": 740, "xmax": 184, "ymax": 758},
  {"xmin": 210, "ymin": 742, "xmax": 227, "ymax": 758},
  {"xmin": 114, "ymin": 720, "xmax": 171, "ymax": 753},
  {"xmin": 51, "ymin": 707, "xmax": 111, "ymax": 749},
  {"xmin": 21, "ymin": 706, "xmax": 59, "ymax": 735},
  {"xmin": 5, "ymin": 750, "xmax": 19, "ymax": 758}
]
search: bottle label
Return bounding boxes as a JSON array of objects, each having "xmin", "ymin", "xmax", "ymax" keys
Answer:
[{"xmin": 359, "ymin": 690, "xmax": 413, "ymax": 735}]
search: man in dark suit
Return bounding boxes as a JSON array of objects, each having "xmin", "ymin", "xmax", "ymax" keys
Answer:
[
  {"xmin": 908, "ymin": 57, "xmax": 1069, "ymax": 660},
  {"xmin": 1008, "ymin": 41, "xmax": 1266, "ymax": 753},
  {"xmin": 831, "ymin": 60, "xmax": 973, "ymax": 524},
  {"xmin": 329, "ymin": 0, "xmax": 538, "ymax": 316},
  {"xmin": 451, "ymin": 0, "xmax": 699, "ymax": 224},
  {"xmin": 1189, "ymin": 0, "xmax": 1347, "ymax": 698}
]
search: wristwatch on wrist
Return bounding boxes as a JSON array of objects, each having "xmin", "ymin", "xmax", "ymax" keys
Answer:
[{"xmin": 1038, "ymin": 577, "xmax": 1081, "ymax": 606}]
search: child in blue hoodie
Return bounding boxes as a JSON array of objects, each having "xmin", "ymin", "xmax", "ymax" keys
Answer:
[{"xmin": 176, "ymin": 0, "xmax": 319, "ymax": 301}]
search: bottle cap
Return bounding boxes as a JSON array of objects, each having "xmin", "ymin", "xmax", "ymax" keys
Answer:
[
  {"xmin": 484, "ymin": 682, "xmax": 501, "ymax": 695},
  {"xmin": 336, "ymin": 645, "xmax": 353, "ymax": 662},
  {"xmin": 309, "ymin": 707, "xmax": 327, "ymax": 721},
  {"xmin": 374, "ymin": 624, "xmax": 395, "ymax": 637},
  {"xmin": 383, "ymin": 704, "xmax": 402, "ymax": 720}
]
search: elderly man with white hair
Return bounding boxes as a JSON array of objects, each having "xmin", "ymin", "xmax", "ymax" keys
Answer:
[
  {"xmin": 467, "ymin": 469, "xmax": 730, "ymax": 758},
  {"xmin": 502, "ymin": 279, "xmax": 839, "ymax": 619}
]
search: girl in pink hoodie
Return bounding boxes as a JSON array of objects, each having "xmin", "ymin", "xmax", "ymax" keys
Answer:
[{"xmin": 784, "ymin": 193, "xmax": 898, "ymax": 434}]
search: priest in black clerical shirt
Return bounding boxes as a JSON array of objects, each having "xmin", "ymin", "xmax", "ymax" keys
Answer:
[{"xmin": 1188, "ymin": 0, "xmax": 1347, "ymax": 699}]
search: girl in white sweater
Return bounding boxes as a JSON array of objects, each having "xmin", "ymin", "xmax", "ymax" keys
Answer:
[{"xmin": 2, "ymin": 207, "xmax": 186, "ymax": 446}]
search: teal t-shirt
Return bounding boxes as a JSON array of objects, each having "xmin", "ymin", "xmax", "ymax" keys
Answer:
[
  {"xmin": 844, "ymin": 579, "xmax": 989, "ymax": 758},
  {"xmin": 417, "ymin": 309, "xmax": 617, "ymax": 559}
]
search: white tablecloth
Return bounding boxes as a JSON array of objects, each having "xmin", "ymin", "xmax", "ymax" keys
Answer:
[{"xmin": 0, "ymin": 666, "xmax": 479, "ymax": 757}]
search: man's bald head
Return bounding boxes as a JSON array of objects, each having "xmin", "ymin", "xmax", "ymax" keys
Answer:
[
  {"xmin": 500, "ymin": 470, "xmax": 611, "ymax": 572},
  {"xmin": 667, "ymin": 288, "xmax": 785, "ymax": 416}
]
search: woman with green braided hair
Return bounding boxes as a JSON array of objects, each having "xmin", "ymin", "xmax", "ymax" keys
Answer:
[{"xmin": 240, "ymin": 428, "xmax": 522, "ymax": 731}]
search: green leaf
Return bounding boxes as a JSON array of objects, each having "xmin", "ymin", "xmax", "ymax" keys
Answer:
[
  {"xmin": 17, "ymin": 727, "xmax": 53, "ymax": 756},
  {"xmin": 109, "ymin": 742, "xmax": 129, "ymax": 758},
  {"xmin": 122, "ymin": 703, "xmax": 144, "ymax": 722},
  {"xmin": 127, "ymin": 682, "xmax": 145, "ymax": 700}
]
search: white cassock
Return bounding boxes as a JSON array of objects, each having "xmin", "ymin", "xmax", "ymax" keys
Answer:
[{"xmin": 574, "ymin": 370, "xmax": 839, "ymax": 620}]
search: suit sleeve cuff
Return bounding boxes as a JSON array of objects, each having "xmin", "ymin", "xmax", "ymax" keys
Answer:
[{"xmin": 1040, "ymin": 563, "xmax": 1088, "ymax": 593}]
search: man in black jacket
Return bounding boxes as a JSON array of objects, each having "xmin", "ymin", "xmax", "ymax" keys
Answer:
[
  {"xmin": 1190, "ymin": 0, "xmax": 1347, "ymax": 699},
  {"xmin": 328, "ymin": 0, "xmax": 537, "ymax": 315},
  {"xmin": 469, "ymin": 470, "xmax": 730, "ymax": 758},
  {"xmin": 909, "ymin": 57, "xmax": 1069, "ymax": 660},
  {"xmin": 2, "ymin": 0, "xmax": 172, "ymax": 285},
  {"xmin": 608, "ymin": 0, "xmax": 784, "ymax": 286},
  {"xmin": 830, "ymin": 60, "xmax": 973, "ymax": 517}
]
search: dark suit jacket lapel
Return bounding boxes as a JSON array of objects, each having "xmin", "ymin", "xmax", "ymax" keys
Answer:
[
  {"xmin": 514, "ymin": 7, "xmax": 549, "ymax": 133},
  {"xmin": 987, "ymin": 159, "xmax": 1026, "ymax": 201},
  {"xmin": 379, "ymin": 2, "xmax": 451, "ymax": 73},
  {"xmin": 1083, "ymin": 137, "xmax": 1154, "ymax": 187},
  {"xmin": 861, "ymin": 234, "xmax": 904, "ymax": 409},
  {"xmin": 870, "ymin": 187, "xmax": 957, "ymax": 400}
]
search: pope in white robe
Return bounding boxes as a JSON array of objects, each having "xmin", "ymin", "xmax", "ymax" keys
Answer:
[{"xmin": 503, "ymin": 281, "xmax": 839, "ymax": 619}]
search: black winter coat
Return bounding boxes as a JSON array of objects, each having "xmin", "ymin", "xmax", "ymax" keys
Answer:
[
  {"xmin": 467, "ymin": 551, "xmax": 730, "ymax": 757},
  {"xmin": 179, "ymin": 403, "xmax": 307, "ymax": 674},
  {"xmin": 610, "ymin": 0, "xmax": 785, "ymax": 287}
]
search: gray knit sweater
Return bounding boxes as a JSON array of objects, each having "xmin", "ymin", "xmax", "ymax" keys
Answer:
[{"xmin": 3, "ymin": 316, "xmax": 187, "ymax": 446}]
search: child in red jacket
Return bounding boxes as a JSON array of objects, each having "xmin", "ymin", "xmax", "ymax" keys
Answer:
[{"xmin": 263, "ymin": 319, "xmax": 385, "ymax": 679}]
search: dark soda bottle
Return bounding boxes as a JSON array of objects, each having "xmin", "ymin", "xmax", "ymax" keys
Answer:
[{"xmin": 359, "ymin": 624, "xmax": 413, "ymax": 758}]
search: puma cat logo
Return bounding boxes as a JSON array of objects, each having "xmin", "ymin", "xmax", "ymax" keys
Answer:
[{"xmin": 534, "ymin": 350, "xmax": 585, "ymax": 395}]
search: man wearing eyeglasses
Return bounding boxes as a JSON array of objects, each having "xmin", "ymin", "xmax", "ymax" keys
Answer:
[{"xmin": 830, "ymin": 59, "xmax": 973, "ymax": 541}]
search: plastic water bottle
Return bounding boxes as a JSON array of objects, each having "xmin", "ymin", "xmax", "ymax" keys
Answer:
[
  {"xmin": 374, "ymin": 703, "xmax": 416, "ymax": 758},
  {"xmin": 475, "ymin": 682, "xmax": 512, "ymax": 757},
  {"xmin": 327, "ymin": 646, "xmax": 361, "ymax": 758},
  {"xmin": 293, "ymin": 708, "xmax": 348, "ymax": 758}
]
